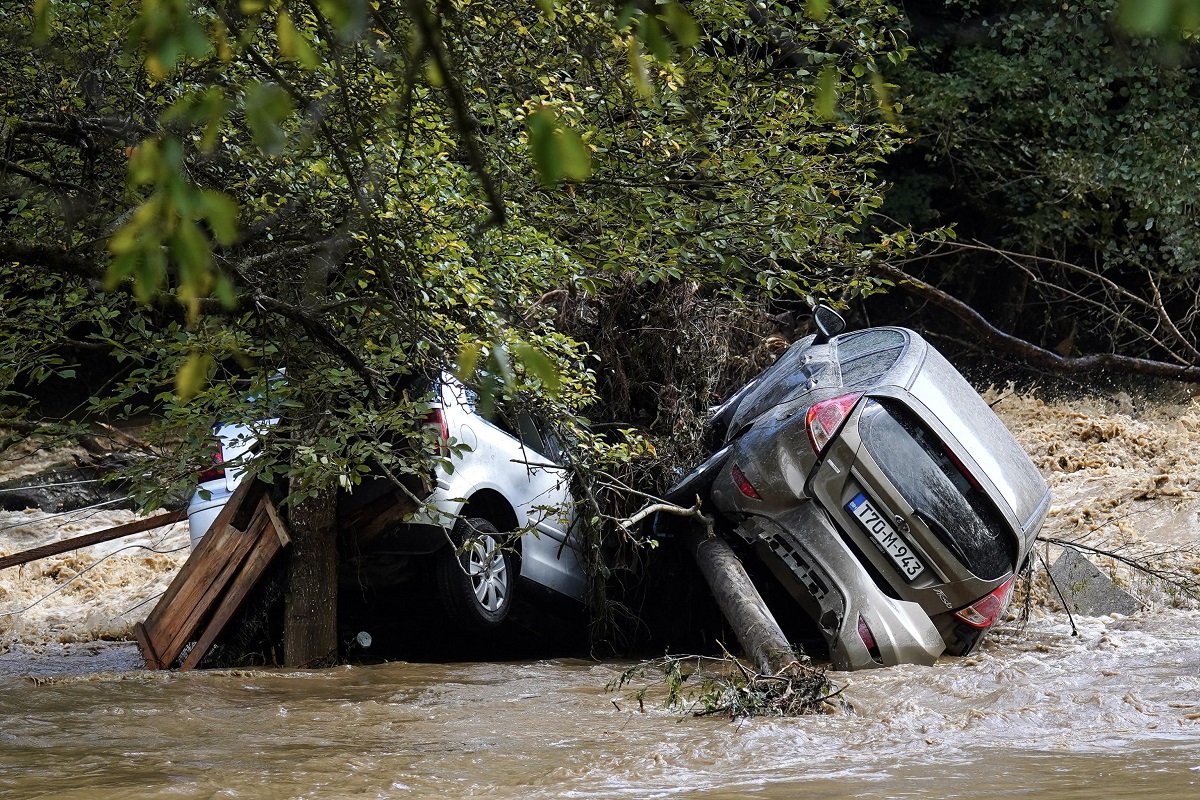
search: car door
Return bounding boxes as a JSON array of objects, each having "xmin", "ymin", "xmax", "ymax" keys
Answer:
[
  {"xmin": 506, "ymin": 411, "xmax": 584, "ymax": 601},
  {"xmin": 444, "ymin": 383, "xmax": 585, "ymax": 602}
]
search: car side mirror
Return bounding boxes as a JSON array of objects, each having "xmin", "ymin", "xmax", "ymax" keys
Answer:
[{"xmin": 812, "ymin": 304, "xmax": 847, "ymax": 344}]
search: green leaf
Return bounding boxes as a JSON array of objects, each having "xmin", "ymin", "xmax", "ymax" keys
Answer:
[
  {"xmin": 490, "ymin": 342, "xmax": 514, "ymax": 388},
  {"xmin": 245, "ymin": 82, "xmax": 293, "ymax": 156},
  {"xmin": 869, "ymin": 69, "xmax": 896, "ymax": 125},
  {"xmin": 1117, "ymin": 0, "xmax": 1175, "ymax": 34},
  {"xmin": 515, "ymin": 342, "xmax": 561, "ymax": 394},
  {"xmin": 806, "ymin": 0, "xmax": 831, "ymax": 22},
  {"xmin": 176, "ymin": 350, "xmax": 214, "ymax": 403},
  {"xmin": 317, "ymin": 0, "xmax": 367, "ymax": 37},
  {"xmin": 638, "ymin": 13, "xmax": 672, "ymax": 62},
  {"xmin": 33, "ymin": 0, "xmax": 52, "ymax": 45},
  {"xmin": 424, "ymin": 58, "xmax": 445, "ymax": 88},
  {"xmin": 129, "ymin": 139, "xmax": 162, "ymax": 186},
  {"xmin": 455, "ymin": 342, "xmax": 484, "ymax": 381},
  {"xmin": 106, "ymin": 250, "xmax": 140, "ymax": 290},
  {"xmin": 214, "ymin": 272, "xmax": 238, "ymax": 309},
  {"xmin": 616, "ymin": 2, "xmax": 639, "ymax": 31},
  {"xmin": 527, "ymin": 108, "xmax": 557, "ymax": 182},
  {"xmin": 527, "ymin": 108, "xmax": 591, "ymax": 184},
  {"xmin": 627, "ymin": 34, "xmax": 651, "ymax": 98},
  {"xmin": 172, "ymin": 218, "xmax": 212, "ymax": 281},
  {"xmin": 556, "ymin": 123, "xmax": 591, "ymax": 182},
  {"xmin": 199, "ymin": 89, "xmax": 229, "ymax": 154},
  {"xmin": 277, "ymin": 11, "xmax": 318, "ymax": 70},
  {"xmin": 135, "ymin": 242, "xmax": 166, "ymax": 304},
  {"xmin": 663, "ymin": 2, "xmax": 699, "ymax": 50},
  {"xmin": 199, "ymin": 190, "xmax": 239, "ymax": 246},
  {"xmin": 816, "ymin": 65, "xmax": 838, "ymax": 120}
]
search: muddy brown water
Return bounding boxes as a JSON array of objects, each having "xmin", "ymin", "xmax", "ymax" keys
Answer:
[
  {"xmin": 1, "ymin": 613, "xmax": 1198, "ymax": 799},
  {"xmin": 3, "ymin": 391, "xmax": 1200, "ymax": 798}
]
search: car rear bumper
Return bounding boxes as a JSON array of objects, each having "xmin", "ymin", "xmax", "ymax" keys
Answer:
[
  {"xmin": 186, "ymin": 484, "xmax": 231, "ymax": 549},
  {"xmin": 737, "ymin": 504, "xmax": 945, "ymax": 671}
]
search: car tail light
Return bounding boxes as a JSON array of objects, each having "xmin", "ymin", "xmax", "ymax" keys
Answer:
[
  {"xmin": 805, "ymin": 392, "xmax": 864, "ymax": 454},
  {"xmin": 857, "ymin": 615, "xmax": 882, "ymax": 662},
  {"xmin": 954, "ymin": 576, "xmax": 1017, "ymax": 629},
  {"xmin": 731, "ymin": 464, "xmax": 762, "ymax": 499},
  {"xmin": 197, "ymin": 445, "xmax": 225, "ymax": 483},
  {"xmin": 424, "ymin": 408, "xmax": 450, "ymax": 454}
]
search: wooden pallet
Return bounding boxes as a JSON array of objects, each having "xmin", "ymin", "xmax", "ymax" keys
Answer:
[{"xmin": 135, "ymin": 480, "xmax": 291, "ymax": 670}]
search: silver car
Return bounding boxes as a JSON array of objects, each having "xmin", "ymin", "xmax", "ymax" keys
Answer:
[
  {"xmin": 187, "ymin": 375, "xmax": 584, "ymax": 633},
  {"xmin": 666, "ymin": 308, "xmax": 1051, "ymax": 670}
]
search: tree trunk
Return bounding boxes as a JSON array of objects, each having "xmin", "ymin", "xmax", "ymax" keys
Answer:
[
  {"xmin": 283, "ymin": 478, "xmax": 339, "ymax": 667},
  {"xmin": 680, "ymin": 525, "xmax": 796, "ymax": 675}
]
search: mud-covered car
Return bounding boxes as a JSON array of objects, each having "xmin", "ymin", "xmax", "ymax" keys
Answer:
[{"xmin": 665, "ymin": 307, "xmax": 1051, "ymax": 671}]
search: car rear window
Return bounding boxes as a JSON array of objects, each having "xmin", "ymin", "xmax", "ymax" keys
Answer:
[
  {"xmin": 860, "ymin": 399, "xmax": 1017, "ymax": 580},
  {"xmin": 834, "ymin": 329, "xmax": 907, "ymax": 389},
  {"xmin": 834, "ymin": 328, "xmax": 907, "ymax": 361}
]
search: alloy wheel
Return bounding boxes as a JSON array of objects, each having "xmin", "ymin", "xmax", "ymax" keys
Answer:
[{"xmin": 466, "ymin": 534, "xmax": 509, "ymax": 612}]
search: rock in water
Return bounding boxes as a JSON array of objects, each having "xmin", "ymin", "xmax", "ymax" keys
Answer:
[{"xmin": 1049, "ymin": 548, "xmax": 1140, "ymax": 617}]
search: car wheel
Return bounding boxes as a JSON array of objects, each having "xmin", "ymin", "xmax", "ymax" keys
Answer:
[{"xmin": 437, "ymin": 517, "xmax": 516, "ymax": 631}]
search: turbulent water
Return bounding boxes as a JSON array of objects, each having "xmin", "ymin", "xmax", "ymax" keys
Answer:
[{"xmin": 2, "ymin": 391, "xmax": 1199, "ymax": 799}]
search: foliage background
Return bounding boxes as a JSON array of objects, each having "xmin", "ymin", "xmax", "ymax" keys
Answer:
[{"xmin": 880, "ymin": 0, "xmax": 1200, "ymax": 371}]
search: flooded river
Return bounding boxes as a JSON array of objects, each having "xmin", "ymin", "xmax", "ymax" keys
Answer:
[
  {"xmin": 2, "ymin": 391, "xmax": 1200, "ymax": 798},
  {"xmin": 1, "ymin": 612, "xmax": 1198, "ymax": 799}
]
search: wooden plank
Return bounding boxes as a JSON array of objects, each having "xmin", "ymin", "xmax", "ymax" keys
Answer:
[
  {"xmin": 133, "ymin": 622, "xmax": 163, "ymax": 671},
  {"xmin": 340, "ymin": 491, "xmax": 421, "ymax": 547},
  {"xmin": 260, "ymin": 495, "xmax": 292, "ymax": 548},
  {"xmin": 180, "ymin": 511, "xmax": 288, "ymax": 671},
  {"xmin": 143, "ymin": 505, "xmax": 259, "ymax": 645},
  {"xmin": 0, "ymin": 510, "xmax": 185, "ymax": 571},
  {"xmin": 155, "ymin": 505, "xmax": 267, "ymax": 665},
  {"xmin": 144, "ymin": 480, "xmax": 259, "ymax": 620},
  {"xmin": 137, "ymin": 481, "xmax": 265, "ymax": 669}
]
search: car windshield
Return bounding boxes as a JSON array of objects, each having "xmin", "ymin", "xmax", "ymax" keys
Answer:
[{"xmin": 860, "ymin": 399, "xmax": 1016, "ymax": 580}]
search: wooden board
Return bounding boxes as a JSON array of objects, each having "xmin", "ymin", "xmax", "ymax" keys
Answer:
[
  {"xmin": 136, "ymin": 481, "xmax": 292, "ymax": 670},
  {"xmin": 0, "ymin": 510, "xmax": 185, "ymax": 571},
  {"xmin": 180, "ymin": 512, "xmax": 290, "ymax": 670}
]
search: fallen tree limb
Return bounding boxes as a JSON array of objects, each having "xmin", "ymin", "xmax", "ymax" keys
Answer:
[
  {"xmin": 874, "ymin": 262, "xmax": 1200, "ymax": 382},
  {"xmin": 1038, "ymin": 535, "xmax": 1200, "ymax": 603},
  {"xmin": 646, "ymin": 501, "xmax": 797, "ymax": 676}
]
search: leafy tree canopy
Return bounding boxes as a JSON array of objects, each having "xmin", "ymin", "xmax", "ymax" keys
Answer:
[
  {"xmin": 2, "ymin": 1, "xmax": 910, "ymax": 510},
  {"xmin": 883, "ymin": 0, "xmax": 1200, "ymax": 368}
]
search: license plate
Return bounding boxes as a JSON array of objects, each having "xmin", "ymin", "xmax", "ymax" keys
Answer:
[{"xmin": 847, "ymin": 493, "xmax": 925, "ymax": 581}]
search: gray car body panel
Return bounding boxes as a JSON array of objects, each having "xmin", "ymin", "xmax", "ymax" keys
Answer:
[{"xmin": 683, "ymin": 326, "xmax": 1051, "ymax": 671}]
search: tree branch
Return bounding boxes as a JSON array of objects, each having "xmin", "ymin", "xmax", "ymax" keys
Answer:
[
  {"xmin": 0, "ymin": 240, "xmax": 104, "ymax": 280},
  {"xmin": 874, "ymin": 262, "xmax": 1200, "ymax": 382},
  {"xmin": 251, "ymin": 292, "xmax": 382, "ymax": 399},
  {"xmin": 1, "ymin": 157, "xmax": 88, "ymax": 193},
  {"xmin": 405, "ymin": 0, "xmax": 506, "ymax": 228}
]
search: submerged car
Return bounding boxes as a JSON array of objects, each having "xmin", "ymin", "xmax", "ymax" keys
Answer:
[
  {"xmin": 665, "ymin": 307, "xmax": 1051, "ymax": 671},
  {"xmin": 187, "ymin": 376, "xmax": 585, "ymax": 632}
]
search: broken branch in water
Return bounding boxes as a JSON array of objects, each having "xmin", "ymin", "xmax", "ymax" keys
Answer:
[{"xmin": 606, "ymin": 649, "xmax": 846, "ymax": 719}]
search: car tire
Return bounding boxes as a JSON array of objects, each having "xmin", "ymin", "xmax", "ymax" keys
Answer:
[{"xmin": 437, "ymin": 517, "xmax": 516, "ymax": 631}]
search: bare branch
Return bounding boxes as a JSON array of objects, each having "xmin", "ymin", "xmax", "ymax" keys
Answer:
[
  {"xmin": 1039, "ymin": 536, "xmax": 1200, "ymax": 602},
  {"xmin": 0, "ymin": 240, "xmax": 104, "ymax": 280},
  {"xmin": 618, "ymin": 500, "xmax": 712, "ymax": 535},
  {"xmin": 874, "ymin": 262, "xmax": 1200, "ymax": 382}
]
